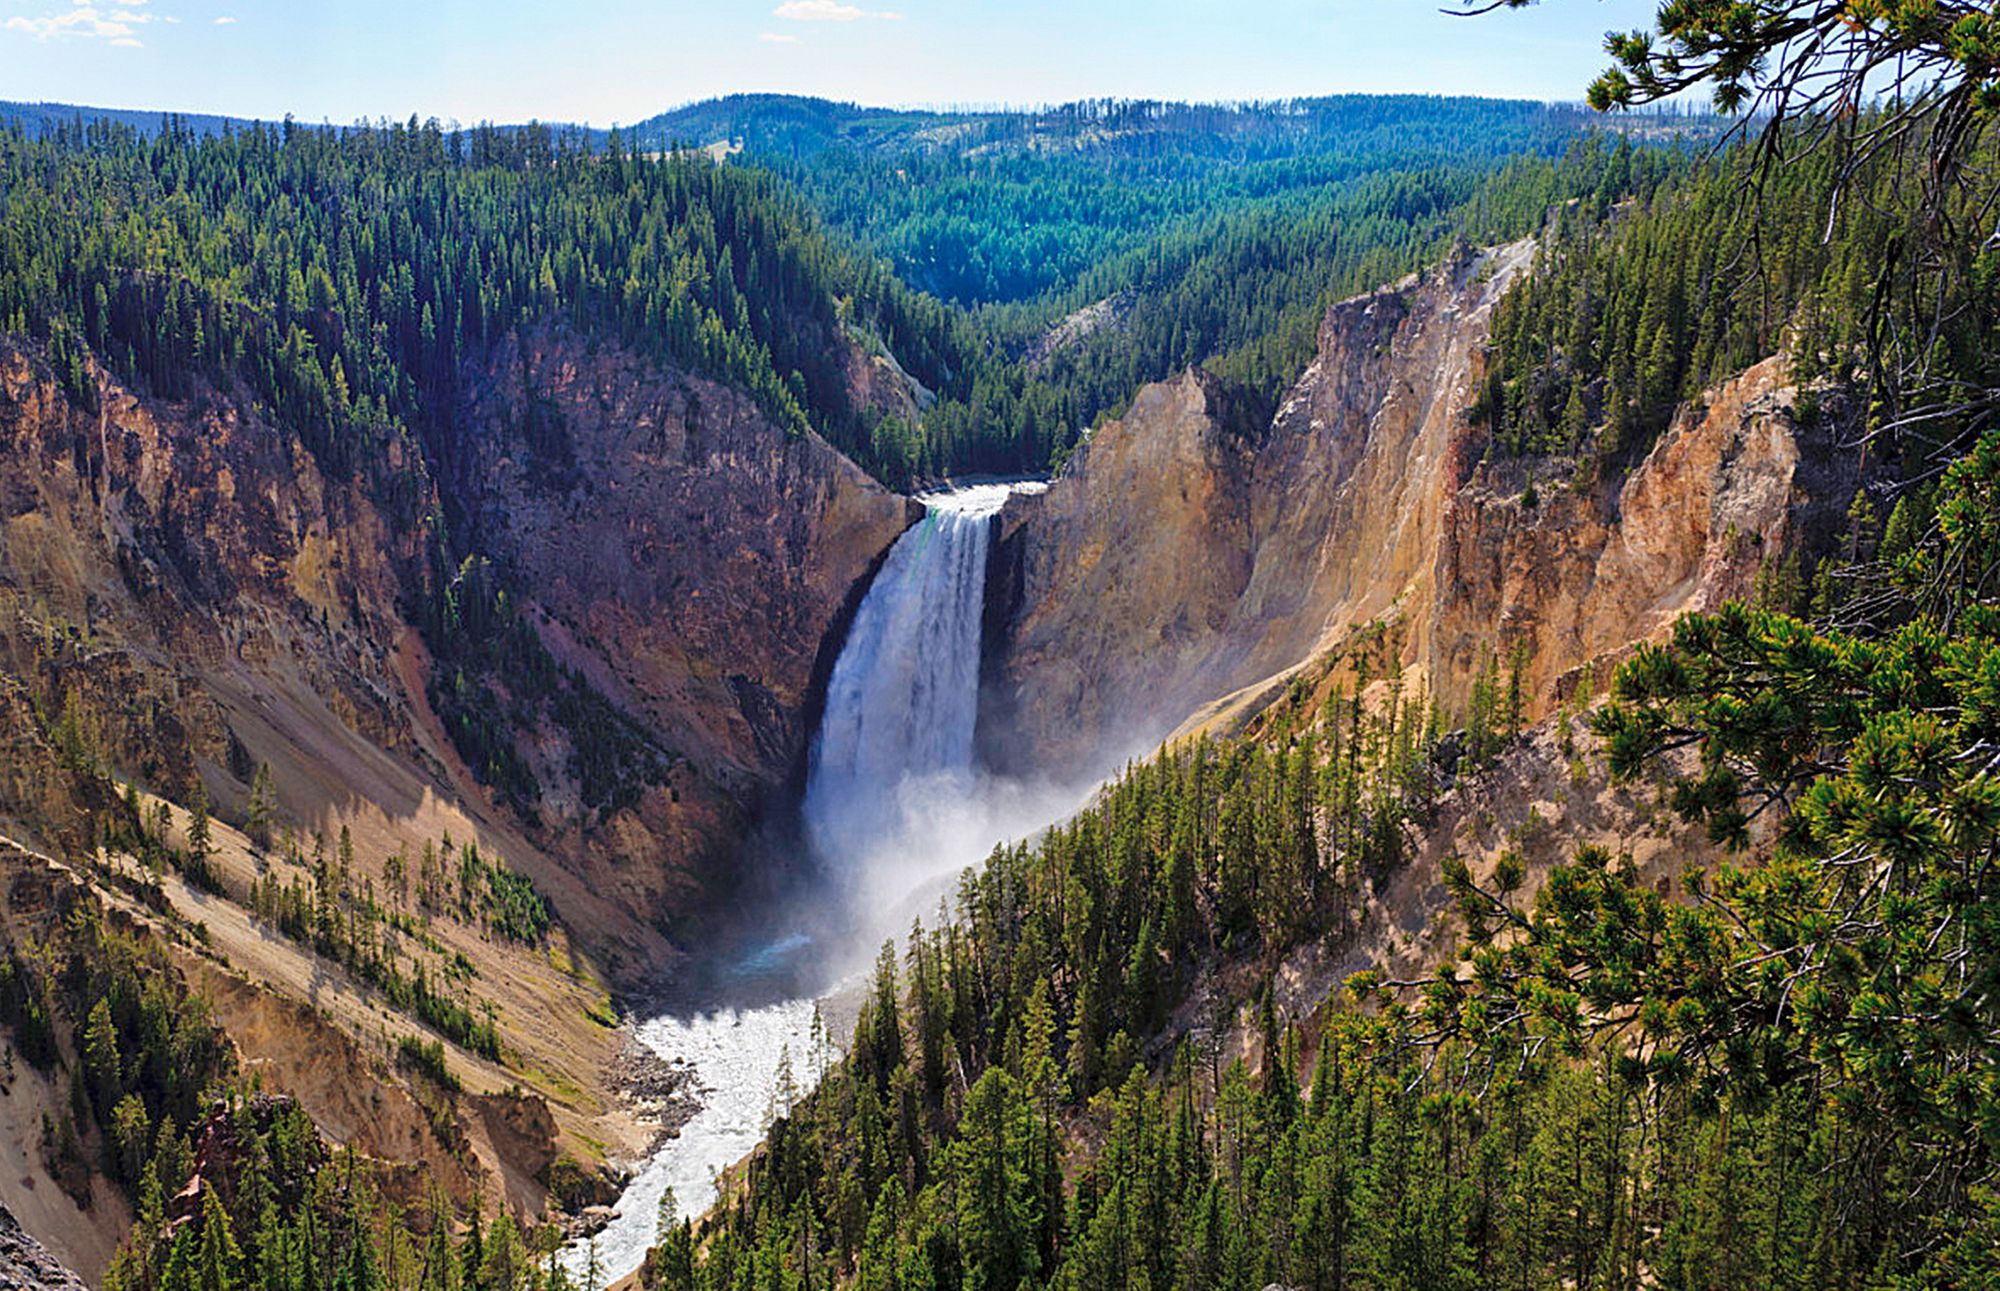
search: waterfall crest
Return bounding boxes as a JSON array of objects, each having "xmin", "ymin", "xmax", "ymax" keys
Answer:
[{"xmin": 803, "ymin": 484, "xmax": 1017, "ymax": 873}]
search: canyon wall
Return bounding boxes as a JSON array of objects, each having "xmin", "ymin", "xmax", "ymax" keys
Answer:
[
  {"xmin": 0, "ymin": 324, "xmax": 912, "ymax": 1240},
  {"xmin": 447, "ymin": 326, "xmax": 917, "ymax": 928},
  {"xmin": 985, "ymin": 240, "xmax": 1858, "ymax": 775},
  {"xmin": 0, "ymin": 328, "xmax": 910, "ymax": 967}
]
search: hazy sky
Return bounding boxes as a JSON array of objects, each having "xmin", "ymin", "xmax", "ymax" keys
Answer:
[{"xmin": 1, "ymin": 0, "xmax": 1665, "ymax": 124}]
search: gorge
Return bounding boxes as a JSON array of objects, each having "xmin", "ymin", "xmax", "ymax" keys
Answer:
[
  {"xmin": 0, "ymin": 219, "xmax": 1850, "ymax": 1284},
  {"xmin": 570, "ymin": 237, "xmax": 1857, "ymax": 1284},
  {"xmin": 1, "ymin": 84, "xmax": 1991, "ymax": 1291}
]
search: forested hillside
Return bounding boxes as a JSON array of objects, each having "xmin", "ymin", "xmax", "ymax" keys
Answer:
[
  {"xmin": 0, "ymin": 115, "xmax": 977, "ymax": 483},
  {"xmin": 0, "ymin": 117, "xmax": 914, "ymax": 846},
  {"xmin": 0, "ymin": 100, "xmax": 1706, "ymax": 489},
  {"xmin": 1476, "ymin": 125, "xmax": 2000, "ymax": 481},
  {"xmin": 647, "ymin": 96, "xmax": 1620, "ymax": 305},
  {"xmin": 634, "ymin": 95, "xmax": 1713, "ymax": 479},
  {"xmin": 0, "ymin": 100, "xmax": 257, "ymax": 139},
  {"xmin": 901, "ymin": 142, "xmax": 1660, "ymax": 483}
]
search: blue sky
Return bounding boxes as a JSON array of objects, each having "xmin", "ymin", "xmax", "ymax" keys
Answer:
[{"xmin": 1, "ymin": 0, "xmax": 1666, "ymax": 124}]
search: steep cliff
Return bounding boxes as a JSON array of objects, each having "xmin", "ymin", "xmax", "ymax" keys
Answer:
[
  {"xmin": 0, "ymin": 341, "xmax": 413, "ymax": 829},
  {"xmin": 980, "ymin": 368, "xmax": 1266, "ymax": 773},
  {"xmin": 1427, "ymin": 353, "xmax": 1851, "ymax": 708},
  {"xmin": 986, "ymin": 240, "xmax": 1856, "ymax": 775},
  {"xmin": 0, "ymin": 321, "xmax": 911, "ymax": 955},
  {"xmin": 0, "ymin": 322, "xmax": 912, "ymax": 1240},
  {"xmin": 985, "ymin": 240, "xmax": 1531, "ymax": 773},
  {"xmin": 447, "ymin": 325, "xmax": 916, "ymax": 926}
]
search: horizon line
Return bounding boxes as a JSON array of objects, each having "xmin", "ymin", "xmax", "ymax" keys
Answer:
[{"xmin": 3, "ymin": 89, "xmax": 1721, "ymax": 136}]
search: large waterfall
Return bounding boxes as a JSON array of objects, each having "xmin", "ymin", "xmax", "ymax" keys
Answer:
[
  {"xmin": 802, "ymin": 483, "xmax": 1015, "ymax": 877},
  {"xmin": 570, "ymin": 481, "xmax": 1052, "ymax": 1288}
]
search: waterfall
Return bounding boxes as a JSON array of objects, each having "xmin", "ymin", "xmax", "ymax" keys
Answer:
[
  {"xmin": 568, "ymin": 481, "xmax": 1069, "ymax": 1290},
  {"xmin": 803, "ymin": 483, "xmax": 1018, "ymax": 874}
]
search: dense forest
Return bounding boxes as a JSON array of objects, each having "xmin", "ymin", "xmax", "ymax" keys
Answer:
[
  {"xmin": 0, "ymin": 98, "xmax": 1702, "ymax": 489},
  {"xmin": 981, "ymin": 138, "xmax": 1690, "ymax": 465},
  {"xmin": 674, "ymin": 97, "xmax": 1626, "ymax": 306},
  {"xmin": 0, "ymin": 114, "xmax": 977, "ymax": 482},
  {"xmin": 1476, "ymin": 117, "xmax": 2000, "ymax": 479}
]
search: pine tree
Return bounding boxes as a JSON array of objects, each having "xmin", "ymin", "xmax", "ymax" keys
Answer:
[
  {"xmin": 83, "ymin": 997, "xmax": 123, "ymax": 1117},
  {"xmin": 246, "ymin": 764, "xmax": 276, "ymax": 852},
  {"xmin": 196, "ymin": 1189, "xmax": 242, "ymax": 1291},
  {"xmin": 186, "ymin": 779, "xmax": 212, "ymax": 863}
]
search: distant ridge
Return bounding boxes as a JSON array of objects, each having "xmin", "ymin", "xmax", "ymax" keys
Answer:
[
  {"xmin": 618, "ymin": 92, "xmax": 1623, "ymax": 158},
  {"xmin": 5, "ymin": 92, "xmax": 1716, "ymax": 152},
  {"xmin": 0, "ymin": 99, "xmax": 263, "ymax": 137}
]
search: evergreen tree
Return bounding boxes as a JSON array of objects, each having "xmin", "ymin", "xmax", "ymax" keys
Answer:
[
  {"xmin": 186, "ymin": 778, "xmax": 212, "ymax": 863},
  {"xmin": 246, "ymin": 764, "xmax": 275, "ymax": 852}
]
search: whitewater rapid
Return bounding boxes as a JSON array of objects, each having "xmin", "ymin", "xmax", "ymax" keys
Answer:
[
  {"xmin": 568, "ymin": 481, "xmax": 1052, "ymax": 1286},
  {"xmin": 567, "ymin": 1000, "xmax": 822, "ymax": 1285}
]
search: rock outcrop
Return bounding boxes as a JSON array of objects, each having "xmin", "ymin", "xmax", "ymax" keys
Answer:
[
  {"xmin": 0, "ymin": 1203, "xmax": 90, "ymax": 1291},
  {"xmin": 982, "ymin": 368, "xmax": 1265, "ymax": 773},
  {"xmin": 1428, "ymin": 354, "xmax": 1827, "ymax": 708},
  {"xmin": 986, "ymin": 240, "xmax": 1856, "ymax": 776}
]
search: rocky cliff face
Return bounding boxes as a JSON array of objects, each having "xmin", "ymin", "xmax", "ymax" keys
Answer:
[
  {"xmin": 985, "ymin": 241, "xmax": 1532, "ymax": 774},
  {"xmin": 981, "ymin": 368, "xmax": 1265, "ymax": 773},
  {"xmin": 1427, "ymin": 353, "xmax": 1849, "ymax": 708},
  {"xmin": 986, "ymin": 241, "xmax": 1854, "ymax": 776},
  {"xmin": 0, "ymin": 322, "xmax": 913, "ymax": 1239},
  {"xmin": 0, "ymin": 340, "xmax": 416, "ymax": 847},
  {"xmin": 0, "ymin": 324, "xmax": 911, "ymax": 964},
  {"xmin": 450, "ymin": 326, "xmax": 915, "ymax": 924},
  {"xmin": 0, "ymin": 1202, "xmax": 90, "ymax": 1291}
]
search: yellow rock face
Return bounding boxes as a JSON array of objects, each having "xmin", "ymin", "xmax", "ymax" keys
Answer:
[{"xmin": 987, "ymin": 243, "xmax": 1840, "ymax": 781}]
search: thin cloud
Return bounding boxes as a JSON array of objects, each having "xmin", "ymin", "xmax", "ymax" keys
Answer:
[
  {"xmin": 758, "ymin": 30, "xmax": 800, "ymax": 43},
  {"xmin": 772, "ymin": 0, "xmax": 900, "ymax": 21},
  {"xmin": 214, "ymin": 14, "xmax": 235, "ymax": 22},
  {"xmin": 4, "ymin": 2, "xmax": 161, "ymax": 43}
]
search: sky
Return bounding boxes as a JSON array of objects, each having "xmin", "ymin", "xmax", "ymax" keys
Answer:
[{"xmin": 0, "ymin": 0, "xmax": 1668, "ymax": 125}]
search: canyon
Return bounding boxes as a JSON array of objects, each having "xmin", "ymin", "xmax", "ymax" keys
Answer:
[
  {"xmin": 0, "ymin": 229, "xmax": 1855, "ymax": 1281},
  {"xmin": 0, "ymin": 317, "xmax": 915, "ymax": 1275}
]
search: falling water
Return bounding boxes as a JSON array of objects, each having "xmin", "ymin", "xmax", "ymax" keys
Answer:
[
  {"xmin": 569, "ymin": 482, "xmax": 1052, "ymax": 1287},
  {"xmin": 802, "ymin": 483, "xmax": 1017, "ymax": 879}
]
